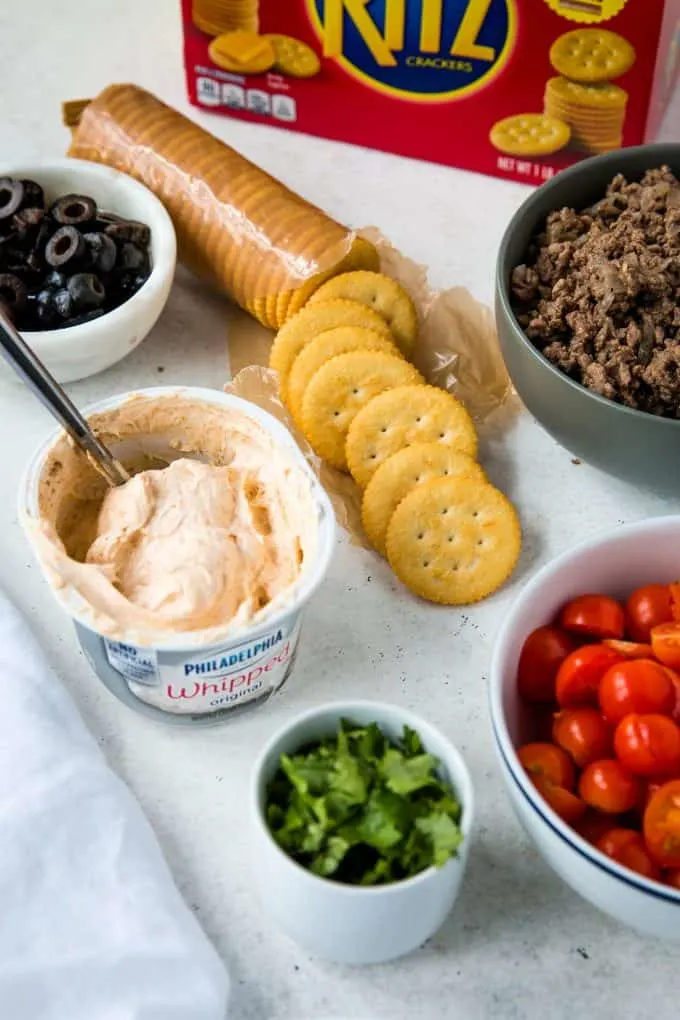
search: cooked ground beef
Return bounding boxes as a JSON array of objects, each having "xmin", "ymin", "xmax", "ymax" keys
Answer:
[{"xmin": 510, "ymin": 166, "xmax": 680, "ymax": 417}]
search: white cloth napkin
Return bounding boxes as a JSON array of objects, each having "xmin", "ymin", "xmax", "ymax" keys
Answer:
[{"xmin": 0, "ymin": 588, "xmax": 229, "ymax": 1020}]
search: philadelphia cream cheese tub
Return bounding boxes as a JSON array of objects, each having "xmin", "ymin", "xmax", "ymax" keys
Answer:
[{"xmin": 20, "ymin": 386, "xmax": 335, "ymax": 726}]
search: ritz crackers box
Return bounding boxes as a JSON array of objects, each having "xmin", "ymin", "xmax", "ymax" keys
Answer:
[{"xmin": 182, "ymin": 0, "xmax": 680, "ymax": 185}]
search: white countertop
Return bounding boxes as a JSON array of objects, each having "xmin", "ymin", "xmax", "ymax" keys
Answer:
[{"xmin": 3, "ymin": 4, "xmax": 680, "ymax": 1018}]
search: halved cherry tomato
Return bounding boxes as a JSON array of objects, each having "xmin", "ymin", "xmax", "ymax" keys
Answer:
[
  {"xmin": 530, "ymin": 775, "xmax": 587, "ymax": 824},
  {"xmin": 574, "ymin": 809, "xmax": 619, "ymax": 846},
  {"xmin": 552, "ymin": 707, "xmax": 612, "ymax": 768},
  {"xmin": 560, "ymin": 594, "xmax": 625, "ymax": 640},
  {"xmin": 670, "ymin": 583, "xmax": 680, "ymax": 623},
  {"xmin": 556, "ymin": 645, "xmax": 624, "ymax": 708},
  {"xmin": 663, "ymin": 667, "xmax": 680, "ymax": 724},
  {"xmin": 643, "ymin": 780, "xmax": 680, "ymax": 867},
  {"xmin": 626, "ymin": 584, "xmax": 673, "ymax": 643},
  {"xmin": 517, "ymin": 626, "xmax": 575, "ymax": 703},
  {"xmin": 614, "ymin": 714, "xmax": 680, "ymax": 777},
  {"xmin": 603, "ymin": 639, "xmax": 654, "ymax": 660},
  {"xmin": 663, "ymin": 868, "xmax": 680, "ymax": 889},
  {"xmin": 595, "ymin": 828, "xmax": 660, "ymax": 880},
  {"xmin": 651, "ymin": 624, "xmax": 680, "ymax": 670},
  {"xmin": 598, "ymin": 659, "xmax": 675, "ymax": 725},
  {"xmin": 517, "ymin": 742, "xmax": 575, "ymax": 790},
  {"xmin": 579, "ymin": 759, "xmax": 641, "ymax": 813}
]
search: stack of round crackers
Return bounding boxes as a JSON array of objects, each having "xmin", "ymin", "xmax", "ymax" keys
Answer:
[
  {"xmin": 543, "ymin": 78, "xmax": 628, "ymax": 155},
  {"xmin": 192, "ymin": 0, "xmax": 259, "ymax": 36},
  {"xmin": 67, "ymin": 85, "xmax": 378, "ymax": 330},
  {"xmin": 544, "ymin": 29, "xmax": 633, "ymax": 155},
  {"xmin": 270, "ymin": 269, "xmax": 521, "ymax": 606}
]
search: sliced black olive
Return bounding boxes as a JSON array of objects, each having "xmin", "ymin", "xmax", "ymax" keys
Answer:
[
  {"xmin": 45, "ymin": 226, "xmax": 85, "ymax": 268},
  {"xmin": 83, "ymin": 231, "xmax": 117, "ymax": 274},
  {"xmin": 0, "ymin": 272, "xmax": 27, "ymax": 318},
  {"xmin": 53, "ymin": 288, "xmax": 74, "ymax": 318},
  {"xmin": 49, "ymin": 193, "xmax": 97, "ymax": 227},
  {"xmin": 20, "ymin": 180, "xmax": 45, "ymax": 210},
  {"xmin": 105, "ymin": 219, "xmax": 151, "ymax": 248},
  {"xmin": 0, "ymin": 179, "xmax": 24, "ymax": 222},
  {"xmin": 94, "ymin": 211, "xmax": 122, "ymax": 229},
  {"xmin": 110, "ymin": 269, "xmax": 148, "ymax": 303},
  {"xmin": 30, "ymin": 288, "xmax": 60, "ymax": 328},
  {"xmin": 117, "ymin": 241, "xmax": 148, "ymax": 272},
  {"xmin": 11, "ymin": 207, "xmax": 45, "ymax": 246},
  {"xmin": 67, "ymin": 272, "xmax": 105, "ymax": 309},
  {"xmin": 44, "ymin": 269, "xmax": 66, "ymax": 289}
]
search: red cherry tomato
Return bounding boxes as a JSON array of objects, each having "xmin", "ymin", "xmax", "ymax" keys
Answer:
[
  {"xmin": 642, "ymin": 780, "xmax": 666, "ymax": 812},
  {"xmin": 614, "ymin": 714, "xmax": 680, "ymax": 778},
  {"xmin": 517, "ymin": 742, "xmax": 575, "ymax": 790},
  {"xmin": 651, "ymin": 624, "xmax": 680, "ymax": 670},
  {"xmin": 626, "ymin": 584, "xmax": 673, "ymax": 643},
  {"xmin": 598, "ymin": 659, "xmax": 675, "ymax": 725},
  {"xmin": 530, "ymin": 775, "xmax": 587, "ymax": 824},
  {"xmin": 579, "ymin": 759, "xmax": 641, "ymax": 813},
  {"xmin": 517, "ymin": 626, "xmax": 575, "ymax": 703},
  {"xmin": 663, "ymin": 868, "xmax": 680, "ymax": 889},
  {"xmin": 552, "ymin": 707, "xmax": 612, "ymax": 768},
  {"xmin": 603, "ymin": 639, "xmax": 654, "ymax": 660},
  {"xmin": 556, "ymin": 645, "xmax": 624, "ymax": 708},
  {"xmin": 595, "ymin": 828, "xmax": 660, "ymax": 880},
  {"xmin": 560, "ymin": 594, "xmax": 625, "ymax": 640},
  {"xmin": 643, "ymin": 780, "xmax": 680, "ymax": 868},
  {"xmin": 574, "ymin": 810, "xmax": 619, "ymax": 846},
  {"xmin": 663, "ymin": 667, "xmax": 680, "ymax": 724}
]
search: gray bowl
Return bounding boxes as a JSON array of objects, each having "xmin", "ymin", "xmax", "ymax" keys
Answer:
[{"xmin": 495, "ymin": 143, "xmax": 680, "ymax": 496}]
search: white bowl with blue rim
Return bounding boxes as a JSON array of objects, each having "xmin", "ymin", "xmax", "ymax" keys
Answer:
[{"xmin": 490, "ymin": 516, "xmax": 680, "ymax": 939}]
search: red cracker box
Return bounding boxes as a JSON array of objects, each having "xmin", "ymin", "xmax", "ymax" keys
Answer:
[{"xmin": 182, "ymin": 0, "xmax": 680, "ymax": 185}]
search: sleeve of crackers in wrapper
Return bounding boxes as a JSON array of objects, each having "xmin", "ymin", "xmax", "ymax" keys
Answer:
[{"xmin": 63, "ymin": 84, "xmax": 378, "ymax": 330}]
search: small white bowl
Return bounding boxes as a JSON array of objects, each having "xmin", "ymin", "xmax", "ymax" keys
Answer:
[
  {"xmin": 250, "ymin": 700, "xmax": 474, "ymax": 965},
  {"xmin": 1, "ymin": 159, "xmax": 177, "ymax": 383},
  {"xmin": 490, "ymin": 516, "xmax": 680, "ymax": 939}
]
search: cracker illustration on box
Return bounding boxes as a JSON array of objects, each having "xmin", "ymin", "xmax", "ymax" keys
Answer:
[
  {"xmin": 192, "ymin": 0, "xmax": 259, "ymax": 35},
  {"xmin": 209, "ymin": 30, "xmax": 275, "ymax": 73},
  {"xmin": 544, "ymin": 77, "xmax": 627, "ymax": 153},
  {"xmin": 489, "ymin": 114, "xmax": 571, "ymax": 157},
  {"xmin": 549, "ymin": 29, "xmax": 636, "ymax": 83}
]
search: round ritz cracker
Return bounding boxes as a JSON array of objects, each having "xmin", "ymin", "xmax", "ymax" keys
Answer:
[
  {"xmin": 264, "ymin": 34, "xmax": 321, "ymax": 77},
  {"xmin": 549, "ymin": 29, "xmax": 636, "ymax": 84},
  {"xmin": 269, "ymin": 299, "xmax": 393, "ymax": 401},
  {"xmin": 386, "ymin": 476, "xmax": 521, "ymax": 605},
  {"xmin": 489, "ymin": 114, "xmax": 570, "ymax": 157},
  {"xmin": 301, "ymin": 350, "xmax": 424, "ymax": 470},
  {"xmin": 287, "ymin": 326, "xmax": 401, "ymax": 425},
  {"xmin": 362, "ymin": 442, "xmax": 486, "ymax": 556},
  {"xmin": 346, "ymin": 384, "xmax": 478, "ymax": 488},
  {"xmin": 308, "ymin": 271, "xmax": 418, "ymax": 358}
]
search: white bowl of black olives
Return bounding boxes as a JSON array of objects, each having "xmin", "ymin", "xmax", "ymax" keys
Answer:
[{"xmin": 0, "ymin": 159, "xmax": 176, "ymax": 383}]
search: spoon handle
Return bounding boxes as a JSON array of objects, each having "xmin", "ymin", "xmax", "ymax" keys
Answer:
[{"xmin": 0, "ymin": 306, "xmax": 129, "ymax": 487}]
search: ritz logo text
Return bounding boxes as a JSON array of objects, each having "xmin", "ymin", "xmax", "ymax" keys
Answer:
[{"xmin": 308, "ymin": 0, "xmax": 515, "ymax": 101}]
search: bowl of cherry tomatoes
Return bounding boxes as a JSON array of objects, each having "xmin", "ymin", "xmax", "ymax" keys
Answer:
[{"xmin": 490, "ymin": 516, "xmax": 680, "ymax": 938}]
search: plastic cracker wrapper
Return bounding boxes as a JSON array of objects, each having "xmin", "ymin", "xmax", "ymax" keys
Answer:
[
  {"xmin": 226, "ymin": 228, "xmax": 519, "ymax": 547},
  {"xmin": 64, "ymin": 84, "xmax": 378, "ymax": 329}
]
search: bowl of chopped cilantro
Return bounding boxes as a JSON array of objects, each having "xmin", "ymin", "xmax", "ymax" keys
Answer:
[{"xmin": 250, "ymin": 701, "xmax": 474, "ymax": 964}]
